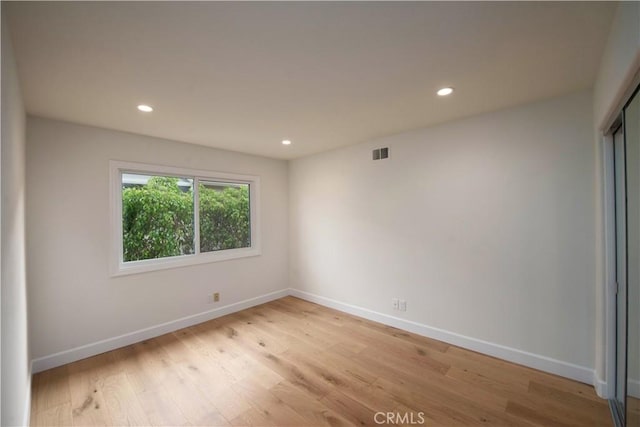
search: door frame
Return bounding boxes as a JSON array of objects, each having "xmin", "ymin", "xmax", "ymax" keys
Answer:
[
  {"xmin": 601, "ymin": 69, "xmax": 640, "ymax": 403},
  {"xmin": 603, "ymin": 127, "xmax": 618, "ymax": 400},
  {"xmin": 602, "ymin": 82, "xmax": 640, "ymax": 427}
]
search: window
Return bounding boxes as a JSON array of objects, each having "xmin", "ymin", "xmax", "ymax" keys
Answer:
[{"xmin": 110, "ymin": 161, "xmax": 260, "ymax": 276}]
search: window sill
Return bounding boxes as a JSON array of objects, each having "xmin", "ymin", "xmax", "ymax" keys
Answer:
[{"xmin": 111, "ymin": 246, "xmax": 261, "ymax": 277}]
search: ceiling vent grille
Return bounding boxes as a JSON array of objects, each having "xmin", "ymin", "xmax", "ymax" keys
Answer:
[{"xmin": 372, "ymin": 147, "xmax": 389, "ymax": 160}]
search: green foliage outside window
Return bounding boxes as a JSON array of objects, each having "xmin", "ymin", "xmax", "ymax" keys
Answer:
[
  {"xmin": 122, "ymin": 176, "xmax": 250, "ymax": 262},
  {"xmin": 199, "ymin": 183, "xmax": 250, "ymax": 253}
]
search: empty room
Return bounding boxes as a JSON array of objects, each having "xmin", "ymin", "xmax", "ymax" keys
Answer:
[{"xmin": 1, "ymin": 1, "xmax": 639, "ymax": 426}]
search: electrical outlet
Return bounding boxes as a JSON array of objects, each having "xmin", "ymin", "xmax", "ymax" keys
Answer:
[
  {"xmin": 392, "ymin": 298, "xmax": 399, "ymax": 310},
  {"xmin": 213, "ymin": 292, "xmax": 220, "ymax": 302},
  {"xmin": 399, "ymin": 300, "xmax": 407, "ymax": 312}
]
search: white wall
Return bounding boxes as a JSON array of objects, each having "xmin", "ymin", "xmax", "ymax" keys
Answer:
[
  {"xmin": 593, "ymin": 2, "xmax": 640, "ymax": 131},
  {"xmin": 1, "ymin": 11, "xmax": 30, "ymax": 427},
  {"xmin": 290, "ymin": 91, "xmax": 595, "ymax": 376},
  {"xmin": 26, "ymin": 117, "xmax": 288, "ymax": 363},
  {"xmin": 592, "ymin": 1, "xmax": 640, "ymax": 396}
]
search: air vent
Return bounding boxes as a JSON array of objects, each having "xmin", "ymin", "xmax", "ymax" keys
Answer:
[{"xmin": 372, "ymin": 147, "xmax": 389, "ymax": 161}]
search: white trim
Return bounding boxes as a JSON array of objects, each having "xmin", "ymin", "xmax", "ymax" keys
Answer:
[
  {"xmin": 23, "ymin": 363, "xmax": 32, "ymax": 427},
  {"xmin": 193, "ymin": 176, "xmax": 201, "ymax": 258},
  {"xmin": 31, "ymin": 289, "xmax": 288, "ymax": 373},
  {"xmin": 290, "ymin": 289, "xmax": 595, "ymax": 385},
  {"xmin": 114, "ymin": 246, "xmax": 261, "ymax": 277},
  {"xmin": 109, "ymin": 160, "xmax": 261, "ymax": 277},
  {"xmin": 30, "ymin": 288, "xmax": 602, "ymax": 391},
  {"xmin": 602, "ymin": 132, "xmax": 617, "ymax": 399},
  {"xmin": 593, "ymin": 375, "xmax": 608, "ymax": 399},
  {"xmin": 600, "ymin": 54, "xmax": 640, "ymax": 133},
  {"xmin": 629, "ymin": 378, "xmax": 640, "ymax": 399}
]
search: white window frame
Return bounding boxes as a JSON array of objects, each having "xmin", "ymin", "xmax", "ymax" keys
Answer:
[{"xmin": 110, "ymin": 160, "xmax": 261, "ymax": 277}]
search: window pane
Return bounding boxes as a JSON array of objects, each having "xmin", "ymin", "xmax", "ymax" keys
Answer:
[
  {"xmin": 199, "ymin": 181, "xmax": 250, "ymax": 253},
  {"xmin": 122, "ymin": 173, "xmax": 194, "ymax": 262}
]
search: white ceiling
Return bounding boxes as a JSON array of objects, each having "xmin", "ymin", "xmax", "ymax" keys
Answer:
[{"xmin": 6, "ymin": 1, "xmax": 615, "ymax": 160}]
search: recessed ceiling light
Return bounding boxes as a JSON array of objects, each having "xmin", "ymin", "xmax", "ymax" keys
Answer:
[
  {"xmin": 282, "ymin": 139, "xmax": 292, "ymax": 145},
  {"xmin": 137, "ymin": 104, "xmax": 153, "ymax": 112},
  {"xmin": 437, "ymin": 87, "xmax": 454, "ymax": 96}
]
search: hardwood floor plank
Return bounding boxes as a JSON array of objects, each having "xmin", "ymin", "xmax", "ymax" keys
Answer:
[
  {"xmin": 30, "ymin": 297, "xmax": 613, "ymax": 427},
  {"xmin": 629, "ymin": 396, "xmax": 640, "ymax": 426},
  {"xmin": 68, "ymin": 367, "xmax": 114, "ymax": 426},
  {"xmin": 67, "ymin": 351, "xmax": 122, "ymax": 378},
  {"xmin": 32, "ymin": 402, "xmax": 72, "ymax": 427},
  {"xmin": 240, "ymin": 306, "xmax": 334, "ymax": 354},
  {"xmin": 505, "ymin": 401, "xmax": 573, "ymax": 427},
  {"xmin": 320, "ymin": 390, "xmax": 387, "ymax": 427},
  {"xmin": 230, "ymin": 381, "xmax": 309, "ymax": 426},
  {"xmin": 101, "ymin": 372, "xmax": 151, "ymax": 426},
  {"xmin": 136, "ymin": 388, "xmax": 191, "ymax": 427},
  {"xmin": 186, "ymin": 322, "xmax": 265, "ymax": 384},
  {"xmin": 155, "ymin": 364, "xmax": 228, "ymax": 426},
  {"xmin": 524, "ymin": 369, "xmax": 608, "ymax": 404},
  {"xmin": 220, "ymin": 326, "xmax": 334, "ymax": 399},
  {"xmin": 445, "ymin": 364, "xmax": 530, "ymax": 398},
  {"xmin": 373, "ymin": 376, "xmax": 526, "ymax": 427},
  {"xmin": 269, "ymin": 381, "xmax": 352, "ymax": 427},
  {"xmin": 317, "ymin": 344, "xmax": 378, "ymax": 384},
  {"xmin": 283, "ymin": 349, "xmax": 397, "ymax": 414},
  {"xmin": 526, "ymin": 381, "xmax": 611, "ymax": 425},
  {"xmin": 391, "ymin": 403, "xmax": 437, "ymax": 427},
  {"xmin": 32, "ymin": 365, "xmax": 71, "ymax": 413},
  {"xmin": 252, "ymin": 303, "xmax": 348, "ymax": 351}
]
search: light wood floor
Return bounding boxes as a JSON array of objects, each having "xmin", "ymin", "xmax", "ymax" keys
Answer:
[
  {"xmin": 629, "ymin": 398, "xmax": 640, "ymax": 427},
  {"xmin": 31, "ymin": 296, "xmax": 615, "ymax": 426}
]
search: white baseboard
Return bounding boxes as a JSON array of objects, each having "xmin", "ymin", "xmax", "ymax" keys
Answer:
[
  {"xmin": 629, "ymin": 378, "xmax": 640, "ymax": 399},
  {"xmin": 31, "ymin": 289, "xmax": 288, "ymax": 373},
  {"xmin": 593, "ymin": 377, "xmax": 639, "ymax": 400},
  {"xmin": 290, "ymin": 288, "xmax": 595, "ymax": 385},
  {"xmin": 29, "ymin": 287, "xmax": 600, "ymax": 391},
  {"xmin": 593, "ymin": 376, "xmax": 608, "ymax": 399}
]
